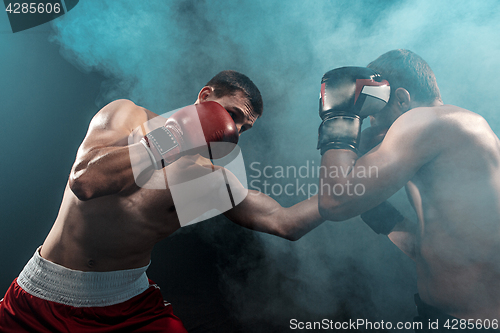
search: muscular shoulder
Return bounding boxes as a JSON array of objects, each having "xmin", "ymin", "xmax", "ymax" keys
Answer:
[
  {"xmin": 440, "ymin": 106, "xmax": 498, "ymax": 153},
  {"xmin": 90, "ymin": 99, "xmax": 151, "ymax": 133},
  {"xmin": 392, "ymin": 105, "xmax": 497, "ymax": 159},
  {"xmin": 375, "ymin": 106, "xmax": 458, "ymax": 167},
  {"xmin": 394, "ymin": 106, "xmax": 442, "ymax": 130},
  {"xmin": 385, "ymin": 106, "xmax": 446, "ymax": 150},
  {"xmin": 442, "ymin": 106, "xmax": 492, "ymax": 137},
  {"xmin": 402, "ymin": 105, "xmax": 486, "ymax": 129},
  {"xmin": 391, "ymin": 105, "xmax": 486, "ymax": 143}
]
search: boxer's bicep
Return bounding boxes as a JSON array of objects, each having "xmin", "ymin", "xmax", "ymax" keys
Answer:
[
  {"xmin": 224, "ymin": 191, "xmax": 324, "ymax": 241},
  {"xmin": 70, "ymin": 100, "xmax": 150, "ymax": 200}
]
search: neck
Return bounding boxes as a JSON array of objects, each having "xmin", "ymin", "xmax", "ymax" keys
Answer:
[{"xmin": 414, "ymin": 99, "xmax": 443, "ymax": 108}]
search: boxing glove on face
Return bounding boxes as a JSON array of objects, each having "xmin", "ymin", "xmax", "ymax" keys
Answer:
[
  {"xmin": 317, "ymin": 67, "xmax": 390, "ymax": 155},
  {"xmin": 142, "ymin": 101, "xmax": 239, "ymax": 169}
]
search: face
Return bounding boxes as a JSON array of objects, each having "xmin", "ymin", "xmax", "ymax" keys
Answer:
[
  {"xmin": 197, "ymin": 87, "xmax": 258, "ymax": 134},
  {"xmin": 369, "ymin": 99, "xmax": 404, "ymax": 130}
]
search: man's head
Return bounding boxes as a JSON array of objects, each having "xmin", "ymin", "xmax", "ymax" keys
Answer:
[
  {"xmin": 367, "ymin": 49, "xmax": 442, "ymax": 128},
  {"xmin": 196, "ymin": 70, "xmax": 263, "ymax": 134}
]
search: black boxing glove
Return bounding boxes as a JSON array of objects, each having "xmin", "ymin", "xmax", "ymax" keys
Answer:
[
  {"xmin": 317, "ymin": 67, "xmax": 390, "ymax": 155},
  {"xmin": 360, "ymin": 201, "xmax": 404, "ymax": 235}
]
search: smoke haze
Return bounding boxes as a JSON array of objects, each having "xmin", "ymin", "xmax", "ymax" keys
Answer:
[{"xmin": 45, "ymin": 0, "xmax": 500, "ymax": 330}]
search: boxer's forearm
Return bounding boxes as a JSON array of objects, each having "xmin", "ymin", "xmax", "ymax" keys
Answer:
[
  {"xmin": 319, "ymin": 149, "xmax": 363, "ymax": 221},
  {"xmin": 388, "ymin": 217, "xmax": 417, "ymax": 260},
  {"xmin": 224, "ymin": 192, "xmax": 324, "ymax": 241},
  {"xmin": 280, "ymin": 195, "xmax": 325, "ymax": 240},
  {"xmin": 69, "ymin": 142, "xmax": 153, "ymax": 200}
]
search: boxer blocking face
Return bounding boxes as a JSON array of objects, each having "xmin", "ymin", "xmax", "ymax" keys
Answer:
[
  {"xmin": 316, "ymin": 67, "xmax": 403, "ymax": 234},
  {"xmin": 129, "ymin": 88, "xmax": 257, "ymax": 226},
  {"xmin": 318, "ymin": 50, "xmax": 500, "ymax": 323},
  {"xmin": 317, "ymin": 66, "xmax": 390, "ymax": 155}
]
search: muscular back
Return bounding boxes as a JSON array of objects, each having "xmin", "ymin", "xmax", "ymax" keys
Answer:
[{"xmin": 405, "ymin": 105, "xmax": 500, "ymax": 319}]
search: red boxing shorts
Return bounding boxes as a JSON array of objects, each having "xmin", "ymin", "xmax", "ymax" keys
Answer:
[{"xmin": 0, "ymin": 247, "xmax": 187, "ymax": 333}]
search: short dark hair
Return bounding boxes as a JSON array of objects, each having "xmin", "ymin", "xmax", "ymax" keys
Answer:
[
  {"xmin": 367, "ymin": 49, "xmax": 441, "ymax": 105},
  {"xmin": 206, "ymin": 70, "xmax": 263, "ymax": 116}
]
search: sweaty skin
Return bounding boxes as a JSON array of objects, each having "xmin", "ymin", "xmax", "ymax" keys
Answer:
[
  {"xmin": 320, "ymin": 103, "xmax": 500, "ymax": 321},
  {"xmin": 41, "ymin": 88, "xmax": 323, "ymax": 273}
]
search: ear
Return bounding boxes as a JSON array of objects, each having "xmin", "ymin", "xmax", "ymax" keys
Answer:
[
  {"xmin": 394, "ymin": 88, "xmax": 411, "ymax": 112},
  {"xmin": 196, "ymin": 86, "xmax": 213, "ymax": 104}
]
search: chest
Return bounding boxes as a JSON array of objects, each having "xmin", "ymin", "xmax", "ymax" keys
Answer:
[{"xmin": 120, "ymin": 175, "xmax": 179, "ymax": 238}]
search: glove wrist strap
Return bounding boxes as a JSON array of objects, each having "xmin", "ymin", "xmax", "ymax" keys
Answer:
[
  {"xmin": 141, "ymin": 127, "xmax": 180, "ymax": 169},
  {"xmin": 317, "ymin": 113, "xmax": 362, "ymax": 155}
]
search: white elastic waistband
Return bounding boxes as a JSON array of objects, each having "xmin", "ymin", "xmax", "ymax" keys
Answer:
[{"xmin": 17, "ymin": 247, "xmax": 150, "ymax": 307}]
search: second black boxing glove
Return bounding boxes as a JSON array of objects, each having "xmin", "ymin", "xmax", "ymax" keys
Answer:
[
  {"xmin": 361, "ymin": 201, "xmax": 404, "ymax": 235},
  {"xmin": 318, "ymin": 67, "xmax": 390, "ymax": 155}
]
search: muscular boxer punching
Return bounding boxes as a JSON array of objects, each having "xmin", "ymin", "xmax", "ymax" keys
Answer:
[
  {"xmin": 317, "ymin": 51, "xmax": 500, "ymax": 332},
  {"xmin": 0, "ymin": 70, "xmax": 324, "ymax": 332}
]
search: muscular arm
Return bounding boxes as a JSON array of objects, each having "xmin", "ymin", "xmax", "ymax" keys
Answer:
[
  {"xmin": 224, "ymin": 192, "xmax": 324, "ymax": 241},
  {"xmin": 166, "ymin": 157, "xmax": 324, "ymax": 240},
  {"xmin": 69, "ymin": 99, "xmax": 154, "ymax": 200},
  {"xmin": 319, "ymin": 108, "xmax": 445, "ymax": 221}
]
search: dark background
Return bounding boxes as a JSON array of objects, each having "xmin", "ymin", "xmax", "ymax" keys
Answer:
[{"xmin": 1, "ymin": 1, "xmax": 499, "ymax": 332}]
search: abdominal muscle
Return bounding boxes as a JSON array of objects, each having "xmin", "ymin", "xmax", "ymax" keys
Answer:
[
  {"xmin": 416, "ymin": 229, "xmax": 500, "ymax": 320},
  {"xmin": 40, "ymin": 155, "xmax": 218, "ymax": 272},
  {"xmin": 40, "ymin": 180, "xmax": 181, "ymax": 272},
  {"xmin": 408, "ymin": 183, "xmax": 500, "ymax": 321}
]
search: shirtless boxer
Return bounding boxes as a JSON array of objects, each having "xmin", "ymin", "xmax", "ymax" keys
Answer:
[
  {"xmin": 0, "ymin": 70, "xmax": 324, "ymax": 332},
  {"xmin": 317, "ymin": 50, "xmax": 500, "ymax": 331}
]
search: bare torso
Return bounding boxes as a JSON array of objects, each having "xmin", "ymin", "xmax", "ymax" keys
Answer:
[
  {"xmin": 406, "ymin": 105, "xmax": 500, "ymax": 320},
  {"xmin": 40, "ymin": 176, "xmax": 178, "ymax": 272},
  {"xmin": 40, "ymin": 104, "xmax": 214, "ymax": 272}
]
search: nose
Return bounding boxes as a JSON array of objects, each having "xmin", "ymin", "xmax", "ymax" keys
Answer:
[{"xmin": 235, "ymin": 123, "xmax": 243, "ymax": 134}]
